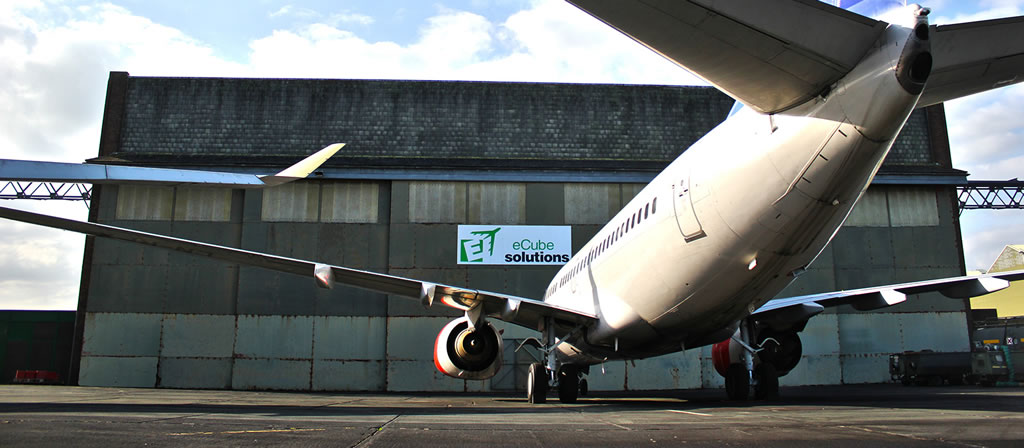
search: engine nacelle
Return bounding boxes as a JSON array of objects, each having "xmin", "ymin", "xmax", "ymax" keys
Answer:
[
  {"xmin": 711, "ymin": 329, "xmax": 803, "ymax": 378},
  {"xmin": 711, "ymin": 336, "xmax": 744, "ymax": 377},
  {"xmin": 433, "ymin": 316, "xmax": 503, "ymax": 380}
]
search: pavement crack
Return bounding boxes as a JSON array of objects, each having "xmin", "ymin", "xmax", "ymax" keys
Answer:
[{"xmin": 352, "ymin": 414, "xmax": 400, "ymax": 448}]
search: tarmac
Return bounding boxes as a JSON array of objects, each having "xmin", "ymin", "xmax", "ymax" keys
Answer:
[{"xmin": 1, "ymin": 384, "xmax": 1023, "ymax": 447}]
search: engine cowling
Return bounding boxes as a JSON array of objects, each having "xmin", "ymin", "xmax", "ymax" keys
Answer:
[
  {"xmin": 711, "ymin": 329, "xmax": 803, "ymax": 378},
  {"xmin": 711, "ymin": 336, "xmax": 744, "ymax": 377},
  {"xmin": 433, "ymin": 316, "xmax": 503, "ymax": 380}
]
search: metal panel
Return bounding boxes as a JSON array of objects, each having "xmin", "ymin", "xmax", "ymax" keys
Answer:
[
  {"xmin": 87, "ymin": 264, "xmax": 170, "ymax": 313},
  {"xmin": 625, "ymin": 351, "xmax": 702, "ymax": 390},
  {"xmin": 843, "ymin": 187, "xmax": 889, "ymax": 227},
  {"xmin": 468, "ymin": 182, "xmax": 525, "ymax": 224},
  {"xmin": 408, "ymin": 181, "xmax": 466, "ymax": 223},
  {"xmin": 838, "ymin": 313, "xmax": 902, "ymax": 355},
  {"xmin": 261, "ymin": 182, "xmax": 319, "ymax": 222},
  {"xmin": 779, "ymin": 355, "xmax": 841, "ymax": 386},
  {"xmin": 160, "ymin": 314, "xmax": 236, "ymax": 358},
  {"xmin": 79, "ymin": 356, "xmax": 157, "ymax": 387},
  {"xmin": 163, "ymin": 265, "xmax": 239, "ymax": 315},
  {"xmin": 899, "ymin": 312, "xmax": 970, "ymax": 352},
  {"xmin": 526, "ymin": 183, "xmax": 564, "ymax": 224},
  {"xmin": 564, "ymin": 183, "xmax": 620, "ymax": 224},
  {"xmin": 385, "ymin": 317, "xmax": 452, "ymax": 361},
  {"xmin": 321, "ymin": 182, "xmax": 379, "ymax": 223},
  {"xmin": 115, "ymin": 185, "xmax": 173, "ymax": 220},
  {"xmin": 797, "ymin": 314, "xmax": 840, "ymax": 356},
  {"xmin": 158, "ymin": 357, "xmax": 232, "ymax": 389},
  {"xmin": 312, "ymin": 360, "xmax": 385, "ymax": 391},
  {"xmin": 699, "ymin": 357, "xmax": 724, "ymax": 389},
  {"xmin": 386, "ymin": 359, "xmax": 465, "ymax": 392},
  {"xmin": 173, "ymin": 187, "xmax": 232, "ymax": 222},
  {"xmin": 892, "ymin": 226, "xmax": 961, "ymax": 269},
  {"xmin": 840, "ymin": 355, "xmax": 890, "ymax": 384},
  {"xmin": 584, "ymin": 361, "xmax": 626, "ymax": 391},
  {"xmin": 888, "ymin": 187, "xmax": 940, "ymax": 227},
  {"xmin": 313, "ymin": 316, "xmax": 386, "ymax": 360},
  {"xmin": 82, "ymin": 312, "xmax": 161, "ymax": 356},
  {"xmin": 234, "ymin": 315, "xmax": 314, "ymax": 359},
  {"xmin": 832, "ymin": 227, "xmax": 895, "ymax": 271},
  {"xmin": 622, "ymin": 183, "xmax": 645, "ymax": 202},
  {"xmin": 232, "ymin": 359, "xmax": 311, "ymax": 390}
]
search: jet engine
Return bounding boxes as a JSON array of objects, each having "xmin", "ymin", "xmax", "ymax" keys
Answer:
[
  {"xmin": 433, "ymin": 316, "xmax": 503, "ymax": 380},
  {"xmin": 711, "ymin": 330, "xmax": 802, "ymax": 377}
]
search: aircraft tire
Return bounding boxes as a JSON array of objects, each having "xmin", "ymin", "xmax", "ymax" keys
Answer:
[
  {"xmin": 527, "ymin": 362, "xmax": 547, "ymax": 404},
  {"xmin": 754, "ymin": 363, "xmax": 779, "ymax": 400},
  {"xmin": 557, "ymin": 364, "xmax": 580, "ymax": 404},
  {"xmin": 579, "ymin": 378, "xmax": 589, "ymax": 396},
  {"xmin": 725, "ymin": 364, "xmax": 750, "ymax": 401}
]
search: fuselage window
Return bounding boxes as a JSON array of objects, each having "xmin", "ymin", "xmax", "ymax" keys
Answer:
[
  {"xmin": 652, "ymin": 197, "xmax": 657, "ymax": 214},
  {"xmin": 645, "ymin": 203, "xmax": 649, "ymax": 219}
]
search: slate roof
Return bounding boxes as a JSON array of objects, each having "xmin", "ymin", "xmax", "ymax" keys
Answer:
[{"xmin": 113, "ymin": 76, "xmax": 948, "ymax": 173}]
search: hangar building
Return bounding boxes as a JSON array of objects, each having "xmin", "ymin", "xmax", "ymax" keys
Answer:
[{"xmin": 72, "ymin": 72, "xmax": 969, "ymax": 392}]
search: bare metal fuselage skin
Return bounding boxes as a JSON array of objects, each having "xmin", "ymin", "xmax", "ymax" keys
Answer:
[{"xmin": 545, "ymin": 15, "xmax": 928, "ymax": 364}]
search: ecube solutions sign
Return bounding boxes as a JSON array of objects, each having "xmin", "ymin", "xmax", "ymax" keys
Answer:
[{"xmin": 457, "ymin": 225, "xmax": 572, "ymax": 265}]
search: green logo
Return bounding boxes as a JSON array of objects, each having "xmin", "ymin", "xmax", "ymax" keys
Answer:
[{"xmin": 459, "ymin": 227, "xmax": 501, "ymax": 263}]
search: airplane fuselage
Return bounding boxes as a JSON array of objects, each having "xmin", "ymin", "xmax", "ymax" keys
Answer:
[{"xmin": 545, "ymin": 16, "xmax": 929, "ymax": 364}]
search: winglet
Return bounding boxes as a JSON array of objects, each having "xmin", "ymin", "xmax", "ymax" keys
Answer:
[{"xmin": 259, "ymin": 143, "xmax": 344, "ymax": 187}]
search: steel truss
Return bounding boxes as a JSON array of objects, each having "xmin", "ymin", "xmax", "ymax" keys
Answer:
[
  {"xmin": 0, "ymin": 181, "xmax": 92, "ymax": 208},
  {"xmin": 958, "ymin": 180, "xmax": 1024, "ymax": 213}
]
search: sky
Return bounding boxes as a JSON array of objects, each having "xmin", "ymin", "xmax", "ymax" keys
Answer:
[{"xmin": 0, "ymin": 0, "xmax": 1022, "ymax": 310}]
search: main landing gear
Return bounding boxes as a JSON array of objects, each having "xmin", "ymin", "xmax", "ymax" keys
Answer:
[
  {"xmin": 525, "ymin": 318, "xmax": 588, "ymax": 404},
  {"xmin": 527, "ymin": 362, "xmax": 587, "ymax": 404},
  {"xmin": 715, "ymin": 321, "xmax": 797, "ymax": 401}
]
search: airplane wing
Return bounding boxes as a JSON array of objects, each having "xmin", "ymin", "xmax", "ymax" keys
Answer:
[
  {"xmin": 752, "ymin": 270, "xmax": 1024, "ymax": 329},
  {"xmin": 0, "ymin": 143, "xmax": 345, "ymax": 188},
  {"xmin": 0, "ymin": 205, "xmax": 597, "ymax": 331},
  {"xmin": 566, "ymin": 0, "xmax": 886, "ymax": 113},
  {"xmin": 917, "ymin": 16, "xmax": 1024, "ymax": 108}
]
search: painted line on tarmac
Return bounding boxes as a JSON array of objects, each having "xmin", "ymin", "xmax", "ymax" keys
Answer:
[
  {"xmin": 666, "ymin": 409, "xmax": 712, "ymax": 417},
  {"xmin": 168, "ymin": 428, "xmax": 326, "ymax": 436}
]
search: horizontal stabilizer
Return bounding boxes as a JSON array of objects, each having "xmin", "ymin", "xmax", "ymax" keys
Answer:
[
  {"xmin": 919, "ymin": 16, "xmax": 1024, "ymax": 107},
  {"xmin": 0, "ymin": 143, "xmax": 345, "ymax": 188},
  {"xmin": 567, "ymin": 0, "xmax": 885, "ymax": 113}
]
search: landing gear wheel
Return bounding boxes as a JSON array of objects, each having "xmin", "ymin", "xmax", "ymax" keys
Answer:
[
  {"xmin": 725, "ymin": 363, "xmax": 750, "ymax": 401},
  {"xmin": 557, "ymin": 364, "xmax": 580, "ymax": 404},
  {"xmin": 579, "ymin": 378, "xmax": 589, "ymax": 396},
  {"xmin": 527, "ymin": 362, "xmax": 547, "ymax": 404},
  {"xmin": 754, "ymin": 363, "xmax": 779, "ymax": 400}
]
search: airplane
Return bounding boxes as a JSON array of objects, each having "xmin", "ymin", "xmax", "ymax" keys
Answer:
[{"xmin": 2, "ymin": 0, "xmax": 1024, "ymax": 404}]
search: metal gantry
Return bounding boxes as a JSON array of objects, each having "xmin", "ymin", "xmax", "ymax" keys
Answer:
[
  {"xmin": 958, "ymin": 180, "xmax": 1024, "ymax": 213},
  {"xmin": 0, "ymin": 181, "xmax": 92, "ymax": 208},
  {"xmin": 3, "ymin": 179, "xmax": 1024, "ymax": 214}
]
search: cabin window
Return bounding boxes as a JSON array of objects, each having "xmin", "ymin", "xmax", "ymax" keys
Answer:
[
  {"xmin": 645, "ymin": 203, "xmax": 649, "ymax": 219},
  {"xmin": 652, "ymin": 197, "xmax": 657, "ymax": 214}
]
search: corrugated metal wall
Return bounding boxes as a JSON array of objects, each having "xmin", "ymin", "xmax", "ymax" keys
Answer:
[{"xmin": 79, "ymin": 181, "xmax": 967, "ymax": 391}]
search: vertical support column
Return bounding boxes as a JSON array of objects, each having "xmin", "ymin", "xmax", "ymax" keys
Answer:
[{"xmin": 69, "ymin": 71, "xmax": 130, "ymax": 385}]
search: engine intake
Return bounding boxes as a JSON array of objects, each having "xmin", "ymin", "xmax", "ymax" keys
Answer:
[{"xmin": 433, "ymin": 316, "xmax": 503, "ymax": 380}]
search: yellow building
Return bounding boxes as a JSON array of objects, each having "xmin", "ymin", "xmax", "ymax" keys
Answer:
[{"xmin": 971, "ymin": 245, "xmax": 1024, "ymax": 317}]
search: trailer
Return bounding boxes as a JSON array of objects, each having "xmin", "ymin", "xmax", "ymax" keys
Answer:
[{"xmin": 889, "ymin": 351, "xmax": 971, "ymax": 386}]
